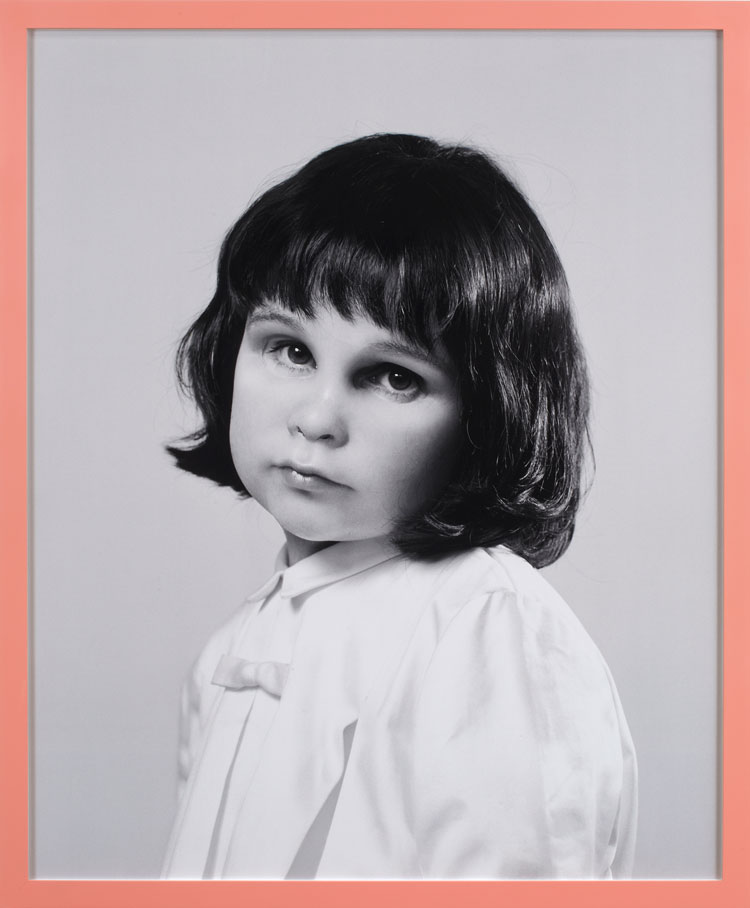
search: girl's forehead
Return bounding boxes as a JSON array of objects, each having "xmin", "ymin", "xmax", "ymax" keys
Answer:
[{"xmin": 251, "ymin": 297, "xmax": 378, "ymax": 325}]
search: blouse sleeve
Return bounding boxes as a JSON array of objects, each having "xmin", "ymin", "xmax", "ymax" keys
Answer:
[
  {"xmin": 174, "ymin": 608, "xmax": 248, "ymax": 802},
  {"xmin": 411, "ymin": 588, "xmax": 637, "ymax": 879},
  {"xmin": 176, "ymin": 661, "xmax": 204, "ymax": 803}
]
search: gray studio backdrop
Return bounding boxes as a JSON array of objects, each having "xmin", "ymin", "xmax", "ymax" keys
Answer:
[{"xmin": 30, "ymin": 30, "xmax": 719, "ymax": 879}]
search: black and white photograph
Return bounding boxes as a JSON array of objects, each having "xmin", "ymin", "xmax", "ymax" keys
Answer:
[{"xmin": 29, "ymin": 28, "xmax": 719, "ymax": 880}]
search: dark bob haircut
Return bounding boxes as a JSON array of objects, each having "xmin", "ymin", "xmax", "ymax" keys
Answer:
[{"xmin": 168, "ymin": 133, "xmax": 590, "ymax": 568}]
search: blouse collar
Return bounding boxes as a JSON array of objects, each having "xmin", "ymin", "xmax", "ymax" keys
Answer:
[{"xmin": 246, "ymin": 537, "xmax": 400, "ymax": 604}]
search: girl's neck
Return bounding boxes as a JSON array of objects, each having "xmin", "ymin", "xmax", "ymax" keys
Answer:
[{"xmin": 283, "ymin": 533, "xmax": 335, "ymax": 566}]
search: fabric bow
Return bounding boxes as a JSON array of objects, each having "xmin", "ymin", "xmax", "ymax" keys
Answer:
[{"xmin": 211, "ymin": 654, "xmax": 290, "ymax": 698}]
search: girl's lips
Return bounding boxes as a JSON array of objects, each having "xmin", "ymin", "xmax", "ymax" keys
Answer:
[{"xmin": 277, "ymin": 464, "xmax": 346, "ymax": 491}]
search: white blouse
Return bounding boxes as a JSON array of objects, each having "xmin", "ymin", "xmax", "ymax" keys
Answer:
[{"xmin": 162, "ymin": 538, "xmax": 637, "ymax": 880}]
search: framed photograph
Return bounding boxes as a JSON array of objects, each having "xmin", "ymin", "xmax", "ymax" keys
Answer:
[{"xmin": 1, "ymin": 1, "xmax": 748, "ymax": 906}]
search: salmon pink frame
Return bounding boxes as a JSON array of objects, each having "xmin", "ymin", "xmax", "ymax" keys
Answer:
[{"xmin": 1, "ymin": 2, "xmax": 748, "ymax": 907}]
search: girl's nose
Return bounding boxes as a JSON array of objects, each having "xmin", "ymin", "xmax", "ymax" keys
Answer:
[{"xmin": 287, "ymin": 385, "xmax": 349, "ymax": 446}]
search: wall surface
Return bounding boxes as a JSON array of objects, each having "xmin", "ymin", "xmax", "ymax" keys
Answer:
[{"xmin": 30, "ymin": 29, "xmax": 719, "ymax": 879}]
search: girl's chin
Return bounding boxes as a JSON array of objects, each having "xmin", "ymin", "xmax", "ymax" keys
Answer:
[
  {"xmin": 257, "ymin": 495, "xmax": 393, "ymax": 551},
  {"xmin": 276, "ymin": 518, "xmax": 386, "ymax": 549},
  {"xmin": 280, "ymin": 524, "xmax": 357, "ymax": 545}
]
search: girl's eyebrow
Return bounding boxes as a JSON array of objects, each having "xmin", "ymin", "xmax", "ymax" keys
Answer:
[
  {"xmin": 245, "ymin": 306, "xmax": 302, "ymax": 330},
  {"xmin": 367, "ymin": 339, "xmax": 451, "ymax": 372}
]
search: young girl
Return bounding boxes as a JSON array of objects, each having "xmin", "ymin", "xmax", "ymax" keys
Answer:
[{"xmin": 162, "ymin": 133, "xmax": 637, "ymax": 880}]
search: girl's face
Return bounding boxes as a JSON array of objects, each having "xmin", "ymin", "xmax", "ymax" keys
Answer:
[{"xmin": 229, "ymin": 302, "xmax": 462, "ymax": 563}]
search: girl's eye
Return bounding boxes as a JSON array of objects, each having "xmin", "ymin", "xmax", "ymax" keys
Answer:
[
  {"xmin": 369, "ymin": 366, "xmax": 423, "ymax": 399},
  {"xmin": 385, "ymin": 369, "xmax": 416, "ymax": 391},
  {"xmin": 284, "ymin": 343, "xmax": 312, "ymax": 366},
  {"xmin": 267, "ymin": 340, "xmax": 314, "ymax": 370}
]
